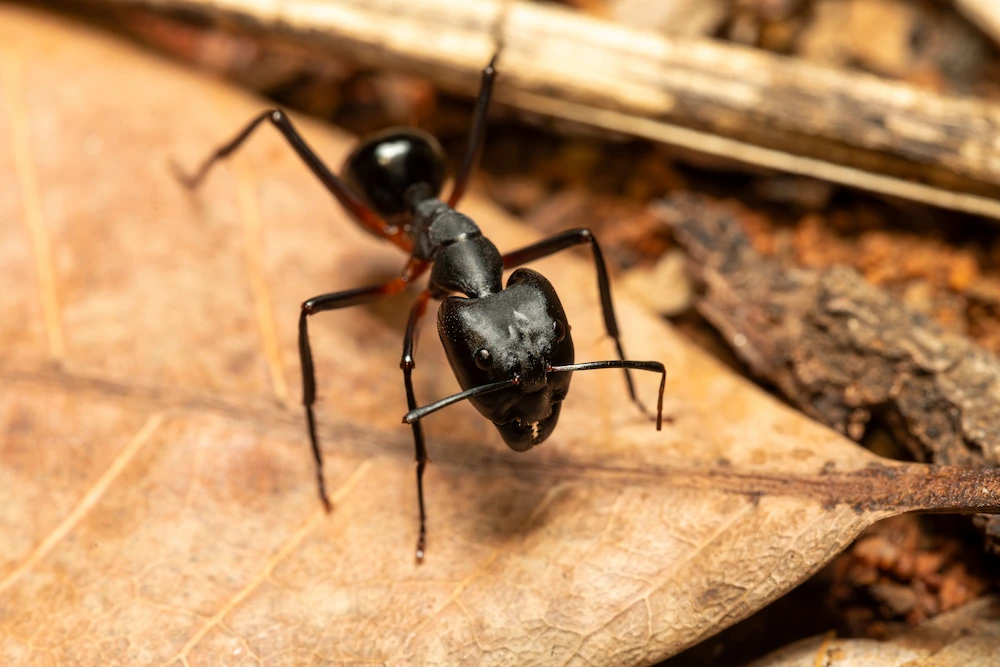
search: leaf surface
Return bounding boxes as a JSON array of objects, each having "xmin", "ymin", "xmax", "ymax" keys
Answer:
[{"xmin": 1, "ymin": 7, "xmax": 999, "ymax": 666}]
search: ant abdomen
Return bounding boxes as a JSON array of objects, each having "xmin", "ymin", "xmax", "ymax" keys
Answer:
[{"xmin": 343, "ymin": 128, "xmax": 446, "ymax": 221}]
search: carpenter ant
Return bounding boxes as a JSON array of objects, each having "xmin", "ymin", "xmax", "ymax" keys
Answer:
[{"xmin": 177, "ymin": 55, "xmax": 666, "ymax": 561}]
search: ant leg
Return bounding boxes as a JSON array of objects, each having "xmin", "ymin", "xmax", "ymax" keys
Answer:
[
  {"xmin": 503, "ymin": 229, "xmax": 654, "ymax": 418},
  {"xmin": 400, "ymin": 290, "xmax": 432, "ymax": 562},
  {"xmin": 177, "ymin": 109, "xmax": 411, "ymax": 252},
  {"xmin": 299, "ymin": 259, "xmax": 428, "ymax": 511},
  {"xmin": 447, "ymin": 55, "xmax": 498, "ymax": 208}
]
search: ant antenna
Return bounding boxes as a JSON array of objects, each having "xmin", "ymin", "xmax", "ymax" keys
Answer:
[
  {"xmin": 547, "ymin": 361, "xmax": 666, "ymax": 430},
  {"xmin": 403, "ymin": 361, "xmax": 666, "ymax": 429},
  {"xmin": 403, "ymin": 377, "xmax": 521, "ymax": 424}
]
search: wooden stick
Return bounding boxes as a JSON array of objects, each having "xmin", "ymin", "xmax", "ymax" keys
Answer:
[{"xmin": 102, "ymin": 0, "xmax": 1000, "ymax": 216}]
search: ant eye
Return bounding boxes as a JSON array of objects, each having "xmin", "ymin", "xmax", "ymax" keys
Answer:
[
  {"xmin": 475, "ymin": 348, "xmax": 492, "ymax": 370},
  {"xmin": 553, "ymin": 320, "xmax": 567, "ymax": 342}
]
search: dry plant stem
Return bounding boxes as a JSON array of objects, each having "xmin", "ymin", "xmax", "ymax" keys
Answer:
[
  {"xmin": 87, "ymin": 0, "xmax": 1000, "ymax": 218},
  {"xmin": 662, "ymin": 192, "xmax": 1000, "ymax": 550}
]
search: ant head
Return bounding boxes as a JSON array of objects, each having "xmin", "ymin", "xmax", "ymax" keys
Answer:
[
  {"xmin": 343, "ymin": 128, "xmax": 446, "ymax": 220},
  {"xmin": 437, "ymin": 268, "xmax": 575, "ymax": 452}
]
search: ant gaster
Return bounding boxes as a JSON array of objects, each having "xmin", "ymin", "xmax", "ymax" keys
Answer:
[{"xmin": 178, "ymin": 55, "xmax": 667, "ymax": 562}]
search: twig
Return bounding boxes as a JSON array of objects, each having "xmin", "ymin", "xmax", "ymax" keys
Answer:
[{"xmin": 86, "ymin": 0, "xmax": 1000, "ymax": 218}]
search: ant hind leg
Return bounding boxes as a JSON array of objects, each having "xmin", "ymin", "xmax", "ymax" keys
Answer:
[{"xmin": 176, "ymin": 109, "xmax": 411, "ymax": 251}]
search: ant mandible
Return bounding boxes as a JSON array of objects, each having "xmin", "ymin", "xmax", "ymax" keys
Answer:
[{"xmin": 178, "ymin": 55, "xmax": 666, "ymax": 562}]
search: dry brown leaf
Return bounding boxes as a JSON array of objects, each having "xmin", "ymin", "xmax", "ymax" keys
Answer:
[
  {"xmin": 1, "ymin": 6, "xmax": 1000, "ymax": 666},
  {"xmin": 751, "ymin": 596, "xmax": 1000, "ymax": 666}
]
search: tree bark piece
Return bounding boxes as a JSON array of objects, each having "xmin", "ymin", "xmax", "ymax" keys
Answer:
[
  {"xmin": 662, "ymin": 191, "xmax": 1000, "ymax": 549},
  {"xmin": 87, "ymin": 0, "xmax": 1000, "ymax": 218}
]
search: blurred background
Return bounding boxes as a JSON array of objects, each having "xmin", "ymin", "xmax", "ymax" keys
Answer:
[{"xmin": 19, "ymin": 0, "xmax": 1000, "ymax": 664}]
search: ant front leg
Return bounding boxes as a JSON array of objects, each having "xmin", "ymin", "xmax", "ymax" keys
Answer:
[
  {"xmin": 176, "ymin": 108, "xmax": 411, "ymax": 252},
  {"xmin": 298, "ymin": 260, "xmax": 427, "ymax": 511},
  {"xmin": 503, "ymin": 229, "xmax": 655, "ymax": 419},
  {"xmin": 400, "ymin": 290, "xmax": 432, "ymax": 562}
]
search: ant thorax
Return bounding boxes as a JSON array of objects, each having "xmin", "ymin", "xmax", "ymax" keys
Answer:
[{"xmin": 409, "ymin": 200, "xmax": 503, "ymax": 299}]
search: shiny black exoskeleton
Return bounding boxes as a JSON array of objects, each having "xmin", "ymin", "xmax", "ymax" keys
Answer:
[
  {"xmin": 178, "ymin": 55, "xmax": 666, "ymax": 562},
  {"xmin": 437, "ymin": 267, "xmax": 574, "ymax": 452}
]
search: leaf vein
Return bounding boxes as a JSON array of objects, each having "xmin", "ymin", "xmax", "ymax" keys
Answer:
[
  {"xmin": 1, "ymin": 50, "xmax": 64, "ymax": 360},
  {"xmin": 390, "ymin": 482, "xmax": 570, "ymax": 664},
  {"xmin": 163, "ymin": 458, "xmax": 373, "ymax": 665},
  {"xmin": 235, "ymin": 164, "xmax": 290, "ymax": 405},
  {"xmin": 0, "ymin": 412, "xmax": 165, "ymax": 595}
]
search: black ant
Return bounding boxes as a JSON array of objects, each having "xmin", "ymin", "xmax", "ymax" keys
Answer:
[{"xmin": 177, "ymin": 55, "xmax": 666, "ymax": 561}]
